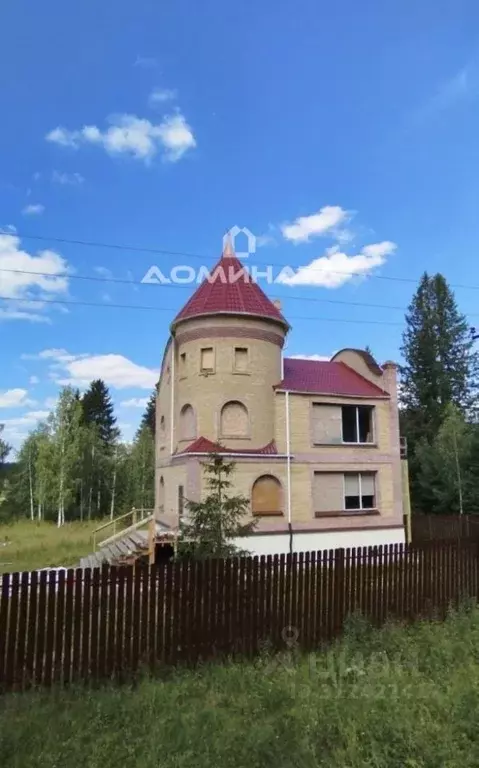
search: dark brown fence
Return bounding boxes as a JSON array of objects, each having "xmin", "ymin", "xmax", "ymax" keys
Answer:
[
  {"xmin": 1, "ymin": 542, "xmax": 478, "ymax": 693},
  {"xmin": 411, "ymin": 514, "xmax": 479, "ymax": 543}
]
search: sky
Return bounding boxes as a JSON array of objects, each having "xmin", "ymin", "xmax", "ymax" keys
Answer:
[{"xmin": 1, "ymin": 0, "xmax": 479, "ymax": 450}]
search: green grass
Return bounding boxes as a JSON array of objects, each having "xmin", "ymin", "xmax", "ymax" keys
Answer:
[
  {"xmin": 0, "ymin": 520, "xmax": 99, "ymax": 573},
  {"xmin": 2, "ymin": 608, "xmax": 479, "ymax": 767}
]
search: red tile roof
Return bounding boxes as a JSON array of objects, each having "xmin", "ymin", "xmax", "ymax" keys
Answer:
[
  {"xmin": 176, "ymin": 437, "xmax": 279, "ymax": 455},
  {"xmin": 277, "ymin": 358, "xmax": 389, "ymax": 398},
  {"xmin": 172, "ymin": 252, "xmax": 288, "ymax": 328}
]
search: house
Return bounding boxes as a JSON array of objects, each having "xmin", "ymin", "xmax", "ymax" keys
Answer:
[{"xmin": 154, "ymin": 239, "xmax": 406, "ymax": 556}]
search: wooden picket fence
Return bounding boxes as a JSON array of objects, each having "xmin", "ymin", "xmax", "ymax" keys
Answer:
[{"xmin": 0, "ymin": 541, "xmax": 478, "ymax": 693}]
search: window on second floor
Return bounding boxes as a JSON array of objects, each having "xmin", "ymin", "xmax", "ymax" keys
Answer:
[
  {"xmin": 234, "ymin": 347, "xmax": 249, "ymax": 373},
  {"xmin": 200, "ymin": 347, "xmax": 214, "ymax": 373},
  {"xmin": 341, "ymin": 405, "xmax": 374, "ymax": 444}
]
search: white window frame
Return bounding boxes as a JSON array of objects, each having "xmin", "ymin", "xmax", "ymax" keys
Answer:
[
  {"xmin": 341, "ymin": 405, "xmax": 375, "ymax": 445},
  {"xmin": 343, "ymin": 472, "xmax": 376, "ymax": 511}
]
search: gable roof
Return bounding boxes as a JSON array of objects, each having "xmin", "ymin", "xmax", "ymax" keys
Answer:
[
  {"xmin": 175, "ymin": 437, "xmax": 279, "ymax": 456},
  {"xmin": 171, "ymin": 244, "xmax": 288, "ymax": 329},
  {"xmin": 277, "ymin": 358, "xmax": 389, "ymax": 398}
]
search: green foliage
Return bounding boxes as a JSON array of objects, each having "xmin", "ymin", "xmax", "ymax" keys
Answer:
[
  {"xmin": 400, "ymin": 273, "xmax": 478, "ymax": 445},
  {"xmin": 7, "ymin": 383, "xmax": 156, "ymax": 525},
  {"xmin": 177, "ymin": 452, "xmax": 256, "ymax": 559},
  {"xmin": 2, "ymin": 609, "xmax": 479, "ymax": 767},
  {"xmin": 400, "ymin": 273, "xmax": 479, "ymax": 511},
  {"xmin": 139, "ymin": 391, "xmax": 156, "ymax": 436},
  {"xmin": 0, "ymin": 424, "xmax": 10, "ymax": 465},
  {"xmin": 81, "ymin": 379, "xmax": 119, "ymax": 446}
]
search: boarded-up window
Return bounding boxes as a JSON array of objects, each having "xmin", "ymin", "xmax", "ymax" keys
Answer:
[
  {"xmin": 220, "ymin": 401, "xmax": 249, "ymax": 437},
  {"xmin": 344, "ymin": 472, "xmax": 376, "ymax": 510},
  {"xmin": 200, "ymin": 347, "xmax": 214, "ymax": 372},
  {"xmin": 234, "ymin": 347, "xmax": 248, "ymax": 372},
  {"xmin": 180, "ymin": 404, "xmax": 196, "ymax": 440},
  {"xmin": 313, "ymin": 472, "xmax": 344, "ymax": 513},
  {"xmin": 252, "ymin": 475, "xmax": 282, "ymax": 515},
  {"xmin": 312, "ymin": 404, "xmax": 342, "ymax": 444}
]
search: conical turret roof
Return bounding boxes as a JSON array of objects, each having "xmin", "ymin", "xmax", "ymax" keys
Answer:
[{"xmin": 171, "ymin": 238, "xmax": 288, "ymax": 329}]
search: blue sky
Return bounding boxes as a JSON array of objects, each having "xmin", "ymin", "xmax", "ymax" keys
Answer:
[{"xmin": 1, "ymin": 0, "xmax": 479, "ymax": 449}]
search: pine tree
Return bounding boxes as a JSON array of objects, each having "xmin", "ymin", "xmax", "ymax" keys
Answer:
[
  {"xmin": 400, "ymin": 273, "xmax": 478, "ymax": 446},
  {"xmin": 81, "ymin": 380, "xmax": 119, "ymax": 447},
  {"xmin": 177, "ymin": 453, "xmax": 256, "ymax": 560},
  {"xmin": 139, "ymin": 391, "xmax": 156, "ymax": 436}
]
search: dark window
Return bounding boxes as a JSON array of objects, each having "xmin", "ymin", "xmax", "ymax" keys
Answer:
[
  {"xmin": 341, "ymin": 406, "xmax": 374, "ymax": 443},
  {"xmin": 344, "ymin": 473, "xmax": 376, "ymax": 510},
  {"xmin": 178, "ymin": 485, "xmax": 184, "ymax": 519}
]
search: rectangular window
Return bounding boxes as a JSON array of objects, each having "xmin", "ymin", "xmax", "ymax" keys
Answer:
[
  {"xmin": 200, "ymin": 347, "xmax": 214, "ymax": 373},
  {"xmin": 341, "ymin": 405, "xmax": 374, "ymax": 443},
  {"xmin": 344, "ymin": 472, "xmax": 376, "ymax": 510},
  {"xmin": 234, "ymin": 347, "xmax": 249, "ymax": 373},
  {"xmin": 312, "ymin": 404, "xmax": 342, "ymax": 444},
  {"xmin": 180, "ymin": 352, "xmax": 186, "ymax": 374},
  {"xmin": 178, "ymin": 485, "xmax": 184, "ymax": 519}
]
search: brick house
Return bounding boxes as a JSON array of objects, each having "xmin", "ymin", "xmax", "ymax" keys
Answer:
[{"xmin": 155, "ymin": 240, "xmax": 405, "ymax": 556}]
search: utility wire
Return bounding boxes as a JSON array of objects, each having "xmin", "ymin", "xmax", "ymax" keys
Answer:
[
  {"xmin": 5, "ymin": 229, "xmax": 479, "ymax": 292},
  {"xmin": 3, "ymin": 266, "xmax": 479, "ymax": 317},
  {"xmin": 0, "ymin": 294, "xmax": 405, "ymax": 326}
]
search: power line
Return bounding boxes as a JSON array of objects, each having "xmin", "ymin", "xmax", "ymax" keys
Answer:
[
  {"xmin": 0, "ymin": 294, "xmax": 405, "ymax": 326},
  {"xmin": 7, "ymin": 229, "xmax": 479, "ymax": 292},
  {"xmin": 4, "ymin": 266, "xmax": 479, "ymax": 317}
]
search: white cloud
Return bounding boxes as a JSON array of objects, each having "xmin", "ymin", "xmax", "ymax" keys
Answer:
[
  {"xmin": 289, "ymin": 354, "xmax": 331, "ymax": 361},
  {"xmin": 120, "ymin": 397, "xmax": 149, "ymax": 408},
  {"xmin": 31, "ymin": 348, "xmax": 158, "ymax": 390},
  {"xmin": 277, "ymin": 241, "xmax": 397, "ymax": 289},
  {"xmin": 94, "ymin": 266, "xmax": 113, "ymax": 278},
  {"xmin": 281, "ymin": 206, "xmax": 349, "ymax": 243},
  {"xmin": 134, "ymin": 55, "xmax": 158, "ymax": 68},
  {"xmin": 29, "ymin": 376, "xmax": 40, "ymax": 385},
  {"xmin": 46, "ymin": 112, "xmax": 196, "ymax": 163},
  {"xmin": 43, "ymin": 397, "xmax": 57, "ymax": 409},
  {"xmin": 52, "ymin": 171, "xmax": 85, "ymax": 185},
  {"xmin": 149, "ymin": 87, "xmax": 177, "ymax": 106},
  {"xmin": 0, "ymin": 388, "xmax": 33, "ymax": 408},
  {"xmin": 0, "ymin": 234, "xmax": 69, "ymax": 321},
  {"xmin": 22, "ymin": 203, "xmax": 45, "ymax": 216},
  {"xmin": 0, "ymin": 224, "xmax": 17, "ymax": 234}
]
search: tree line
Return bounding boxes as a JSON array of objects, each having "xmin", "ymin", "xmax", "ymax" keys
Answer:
[
  {"xmin": 0, "ymin": 381, "xmax": 156, "ymax": 525},
  {"xmin": 1, "ymin": 271, "xmax": 479, "ymax": 523}
]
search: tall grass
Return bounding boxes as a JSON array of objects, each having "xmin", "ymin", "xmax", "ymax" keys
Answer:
[
  {"xmin": 2, "ymin": 608, "xmax": 479, "ymax": 767},
  {"xmin": 0, "ymin": 520, "xmax": 98, "ymax": 573}
]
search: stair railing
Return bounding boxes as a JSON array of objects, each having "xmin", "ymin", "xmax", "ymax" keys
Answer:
[{"xmin": 92, "ymin": 507, "xmax": 153, "ymax": 551}]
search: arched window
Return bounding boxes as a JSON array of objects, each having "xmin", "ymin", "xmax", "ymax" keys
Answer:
[
  {"xmin": 158, "ymin": 476, "xmax": 165, "ymax": 512},
  {"xmin": 180, "ymin": 404, "xmax": 196, "ymax": 440},
  {"xmin": 252, "ymin": 475, "xmax": 282, "ymax": 516},
  {"xmin": 220, "ymin": 401, "xmax": 249, "ymax": 437}
]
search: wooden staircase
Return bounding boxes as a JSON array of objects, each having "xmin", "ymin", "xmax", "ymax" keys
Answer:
[{"xmin": 80, "ymin": 508, "xmax": 165, "ymax": 568}]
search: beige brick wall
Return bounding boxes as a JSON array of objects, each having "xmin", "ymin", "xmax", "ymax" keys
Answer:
[
  {"xmin": 275, "ymin": 392, "xmax": 392, "ymax": 455},
  {"xmin": 174, "ymin": 316, "xmax": 285, "ymax": 451}
]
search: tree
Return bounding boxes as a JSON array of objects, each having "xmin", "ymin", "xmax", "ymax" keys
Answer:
[
  {"xmin": 0, "ymin": 424, "xmax": 10, "ymax": 466},
  {"xmin": 400, "ymin": 273, "xmax": 478, "ymax": 447},
  {"xmin": 414, "ymin": 404, "xmax": 471, "ymax": 514},
  {"xmin": 128, "ymin": 424, "xmax": 155, "ymax": 510},
  {"xmin": 177, "ymin": 452, "xmax": 256, "ymax": 559},
  {"xmin": 82, "ymin": 380, "xmax": 119, "ymax": 447},
  {"xmin": 139, "ymin": 391, "xmax": 156, "ymax": 436},
  {"xmin": 50, "ymin": 387, "xmax": 84, "ymax": 526}
]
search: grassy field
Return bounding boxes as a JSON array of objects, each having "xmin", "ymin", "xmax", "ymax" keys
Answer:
[
  {"xmin": 0, "ymin": 520, "xmax": 99, "ymax": 573},
  {"xmin": 1, "ymin": 608, "xmax": 479, "ymax": 767}
]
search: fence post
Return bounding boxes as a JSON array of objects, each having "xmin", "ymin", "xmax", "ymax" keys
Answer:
[{"xmin": 334, "ymin": 547, "xmax": 346, "ymax": 635}]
